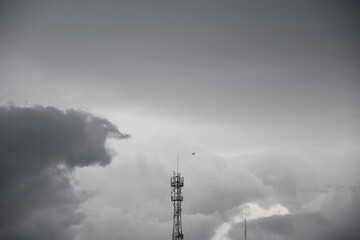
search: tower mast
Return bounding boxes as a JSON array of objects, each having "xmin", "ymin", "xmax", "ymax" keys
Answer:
[
  {"xmin": 171, "ymin": 158, "xmax": 184, "ymax": 240},
  {"xmin": 244, "ymin": 217, "xmax": 247, "ymax": 240}
]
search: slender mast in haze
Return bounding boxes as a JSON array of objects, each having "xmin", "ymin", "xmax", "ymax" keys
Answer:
[{"xmin": 244, "ymin": 217, "xmax": 247, "ymax": 240}]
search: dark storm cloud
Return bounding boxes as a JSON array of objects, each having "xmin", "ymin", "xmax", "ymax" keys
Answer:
[{"xmin": 0, "ymin": 106, "xmax": 128, "ymax": 240}]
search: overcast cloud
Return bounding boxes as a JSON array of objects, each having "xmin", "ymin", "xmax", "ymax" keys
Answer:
[{"xmin": 0, "ymin": 0, "xmax": 359, "ymax": 239}]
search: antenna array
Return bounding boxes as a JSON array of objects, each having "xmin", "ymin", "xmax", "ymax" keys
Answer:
[{"xmin": 171, "ymin": 159, "xmax": 184, "ymax": 240}]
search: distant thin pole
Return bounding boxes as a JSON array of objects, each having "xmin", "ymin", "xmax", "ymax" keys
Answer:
[
  {"xmin": 244, "ymin": 217, "xmax": 247, "ymax": 240},
  {"xmin": 177, "ymin": 155, "xmax": 179, "ymax": 173}
]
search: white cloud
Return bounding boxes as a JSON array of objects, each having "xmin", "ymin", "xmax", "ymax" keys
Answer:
[{"xmin": 212, "ymin": 202, "xmax": 290, "ymax": 240}]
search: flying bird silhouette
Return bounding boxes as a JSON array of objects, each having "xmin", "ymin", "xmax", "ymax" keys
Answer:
[{"xmin": 191, "ymin": 152, "xmax": 195, "ymax": 155}]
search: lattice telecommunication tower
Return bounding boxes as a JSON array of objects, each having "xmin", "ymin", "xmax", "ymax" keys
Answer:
[{"xmin": 171, "ymin": 159, "xmax": 184, "ymax": 240}]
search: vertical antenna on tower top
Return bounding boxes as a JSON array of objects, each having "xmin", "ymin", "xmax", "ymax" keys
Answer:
[{"xmin": 177, "ymin": 155, "xmax": 179, "ymax": 173}]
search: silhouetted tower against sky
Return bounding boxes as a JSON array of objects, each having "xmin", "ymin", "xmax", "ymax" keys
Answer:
[{"xmin": 171, "ymin": 160, "xmax": 184, "ymax": 240}]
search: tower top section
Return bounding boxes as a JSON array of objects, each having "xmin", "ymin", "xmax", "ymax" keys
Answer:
[
  {"xmin": 171, "ymin": 158, "xmax": 184, "ymax": 240},
  {"xmin": 171, "ymin": 171, "xmax": 184, "ymax": 189}
]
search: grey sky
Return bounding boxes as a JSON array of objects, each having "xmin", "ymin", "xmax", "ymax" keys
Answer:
[{"xmin": 0, "ymin": 1, "xmax": 359, "ymax": 240}]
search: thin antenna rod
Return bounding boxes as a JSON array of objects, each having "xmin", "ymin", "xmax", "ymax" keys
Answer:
[
  {"xmin": 244, "ymin": 217, "xmax": 247, "ymax": 240},
  {"xmin": 177, "ymin": 155, "xmax": 179, "ymax": 173}
]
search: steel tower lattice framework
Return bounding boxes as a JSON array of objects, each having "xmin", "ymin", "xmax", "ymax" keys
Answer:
[{"xmin": 171, "ymin": 169, "xmax": 184, "ymax": 240}]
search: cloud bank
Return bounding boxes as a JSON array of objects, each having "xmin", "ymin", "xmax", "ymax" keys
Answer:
[
  {"xmin": 0, "ymin": 106, "xmax": 128, "ymax": 240},
  {"xmin": 228, "ymin": 191, "xmax": 360, "ymax": 240}
]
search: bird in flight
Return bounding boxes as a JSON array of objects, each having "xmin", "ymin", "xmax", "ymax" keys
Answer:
[{"xmin": 191, "ymin": 152, "xmax": 195, "ymax": 155}]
